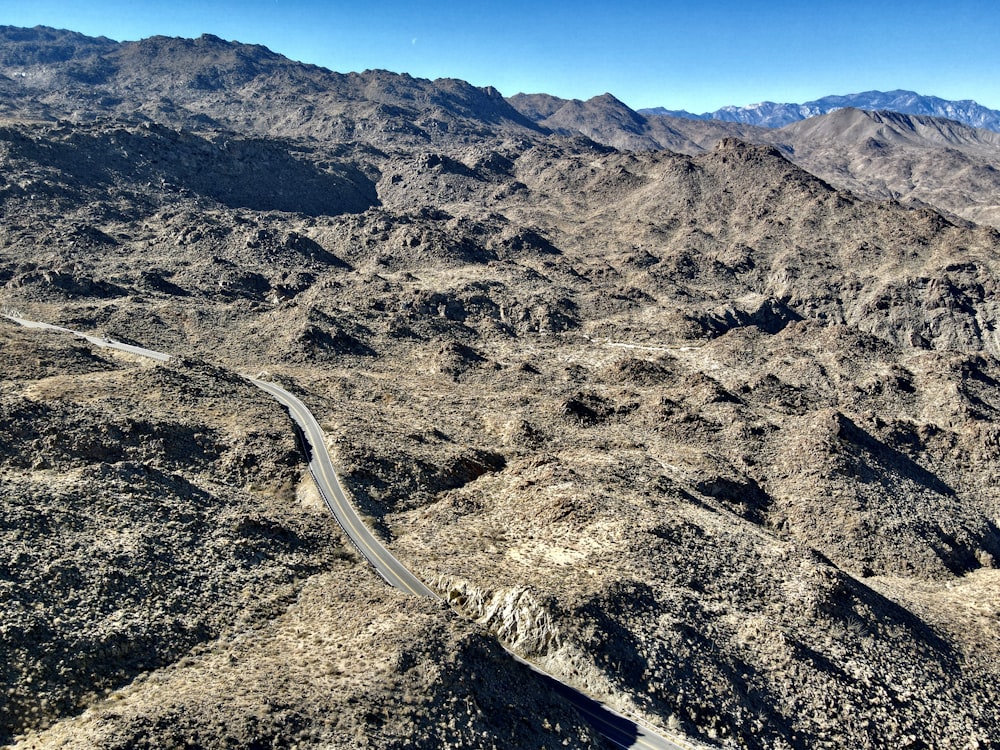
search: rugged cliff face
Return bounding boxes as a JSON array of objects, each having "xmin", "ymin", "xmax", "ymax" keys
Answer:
[{"xmin": 2, "ymin": 26, "xmax": 999, "ymax": 750}]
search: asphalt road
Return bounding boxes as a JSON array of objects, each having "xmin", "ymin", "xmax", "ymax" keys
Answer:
[
  {"xmin": 510, "ymin": 650, "xmax": 694, "ymax": 750},
  {"xmin": 247, "ymin": 376, "xmax": 693, "ymax": 750},
  {"xmin": 5, "ymin": 315, "xmax": 696, "ymax": 750},
  {"xmin": 4, "ymin": 315, "xmax": 171, "ymax": 361},
  {"xmin": 246, "ymin": 376, "xmax": 440, "ymax": 599}
]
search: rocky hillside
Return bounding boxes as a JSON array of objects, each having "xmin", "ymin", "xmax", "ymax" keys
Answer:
[
  {"xmin": 0, "ymin": 323, "xmax": 600, "ymax": 749},
  {"xmin": 0, "ymin": 26, "xmax": 538, "ymax": 144},
  {"xmin": 509, "ymin": 91, "xmax": 765, "ymax": 153},
  {"xmin": 773, "ymin": 108, "xmax": 1000, "ymax": 226},
  {"xmin": 1, "ymin": 25, "xmax": 999, "ymax": 750},
  {"xmin": 510, "ymin": 92, "xmax": 1000, "ymax": 228},
  {"xmin": 506, "ymin": 92, "xmax": 748, "ymax": 153}
]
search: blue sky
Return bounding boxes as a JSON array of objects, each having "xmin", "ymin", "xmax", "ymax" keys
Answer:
[{"xmin": 3, "ymin": 0, "xmax": 999, "ymax": 112}]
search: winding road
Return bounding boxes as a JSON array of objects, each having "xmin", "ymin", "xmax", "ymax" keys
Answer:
[
  {"xmin": 250, "ymin": 376, "xmax": 693, "ymax": 750},
  {"xmin": 4, "ymin": 315, "xmax": 695, "ymax": 750},
  {"xmin": 4, "ymin": 316, "xmax": 171, "ymax": 361},
  {"xmin": 246, "ymin": 376, "xmax": 439, "ymax": 599}
]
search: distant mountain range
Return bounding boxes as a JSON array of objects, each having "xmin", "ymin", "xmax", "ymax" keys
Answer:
[
  {"xmin": 640, "ymin": 90, "xmax": 1000, "ymax": 133},
  {"xmin": 507, "ymin": 91, "xmax": 1000, "ymax": 227},
  {"xmin": 2, "ymin": 26, "xmax": 999, "ymax": 227}
]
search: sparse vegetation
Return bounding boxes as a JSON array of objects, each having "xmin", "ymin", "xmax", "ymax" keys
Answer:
[{"xmin": 1, "ymin": 25, "xmax": 999, "ymax": 750}]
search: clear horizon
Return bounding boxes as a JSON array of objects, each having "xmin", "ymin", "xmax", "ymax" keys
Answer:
[{"xmin": 3, "ymin": 0, "xmax": 999, "ymax": 113}]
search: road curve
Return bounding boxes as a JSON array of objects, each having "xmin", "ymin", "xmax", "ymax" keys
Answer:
[
  {"xmin": 246, "ymin": 377, "xmax": 692, "ymax": 750},
  {"xmin": 5, "ymin": 315, "xmax": 697, "ymax": 750},
  {"xmin": 246, "ymin": 376, "xmax": 440, "ymax": 599}
]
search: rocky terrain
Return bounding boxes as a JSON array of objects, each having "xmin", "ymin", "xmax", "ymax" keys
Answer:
[
  {"xmin": 509, "ymin": 93, "xmax": 1000, "ymax": 227},
  {"xmin": 0, "ymin": 323, "xmax": 600, "ymax": 749},
  {"xmin": 770, "ymin": 108, "xmax": 1000, "ymax": 226},
  {"xmin": 1, "ymin": 24, "xmax": 999, "ymax": 750}
]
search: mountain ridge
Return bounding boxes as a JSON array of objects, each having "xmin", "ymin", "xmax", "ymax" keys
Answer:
[
  {"xmin": 0, "ymin": 25, "xmax": 543, "ymax": 142},
  {"xmin": 507, "ymin": 90, "xmax": 1000, "ymax": 227},
  {"xmin": 641, "ymin": 89, "xmax": 1000, "ymax": 133}
]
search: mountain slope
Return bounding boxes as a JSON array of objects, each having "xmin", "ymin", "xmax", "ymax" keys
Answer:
[
  {"xmin": 0, "ymin": 26, "xmax": 541, "ymax": 144},
  {"xmin": 2, "ymin": 25, "xmax": 1000, "ymax": 750},
  {"xmin": 509, "ymin": 92, "xmax": 763, "ymax": 153},
  {"xmin": 773, "ymin": 108, "xmax": 1000, "ymax": 225},
  {"xmin": 512, "ymin": 91, "xmax": 1000, "ymax": 228}
]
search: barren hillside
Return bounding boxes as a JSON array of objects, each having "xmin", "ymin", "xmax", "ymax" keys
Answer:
[
  {"xmin": 1, "ymin": 26, "xmax": 998, "ymax": 750},
  {"xmin": 510, "ymin": 92, "xmax": 1000, "ymax": 228}
]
